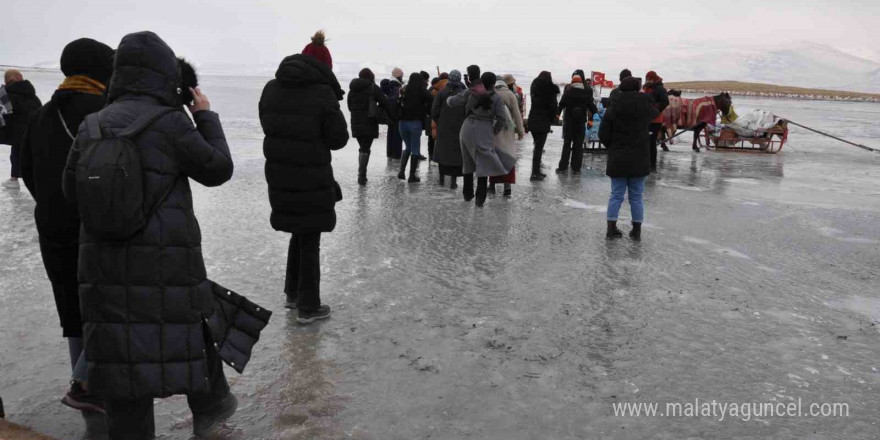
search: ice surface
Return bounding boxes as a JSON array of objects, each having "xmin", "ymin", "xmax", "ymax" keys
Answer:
[{"xmin": 1, "ymin": 72, "xmax": 879, "ymax": 439}]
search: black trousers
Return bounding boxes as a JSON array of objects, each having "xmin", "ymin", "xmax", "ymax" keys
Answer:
[
  {"xmin": 39, "ymin": 238, "xmax": 82, "ymax": 337},
  {"xmin": 649, "ymin": 123, "xmax": 663, "ymax": 168},
  {"xmin": 427, "ymin": 134, "xmax": 435, "ymax": 159},
  {"xmin": 285, "ymin": 232, "xmax": 321, "ymax": 312},
  {"xmin": 559, "ymin": 128, "xmax": 586, "ymax": 172},
  {"xmin": 386, "ymin": 124, "xmax": 402, "ymax": 158},
  {"xmin": 104, "ymin": 332, "xmax": 229, "ymax": 439},
  {"xmin": 532, "ymin": 132, "xmax": 548, "ymax": 174},
  {"xmin": 10, "ymin": 143, "xmax": 21, "ymax": 178},
  {"xmin": 357, "ymin": 136, "xmax": 373, "ymax": 153}
]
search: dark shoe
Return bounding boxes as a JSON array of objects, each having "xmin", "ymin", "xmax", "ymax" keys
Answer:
[
  {"xmin": 487, "ymin": 183, "xmax": 496, "ymax": 194},
  {"xmin": 398, "ymin": 152, "xmax": 410, "ymax": 180},
  {"xmin": 630, "ymin": 222, "xmax": 642, "ymax": 241},
  {"xmin": 298, "ymin": 305, "xmax": 332, "ymax": 325},
  {"xmin": 284, "ymin": 293, "xmax": 298, "ymax": 310},
  {"xmin": 571, "ymin": 170, "xmax": 581, "ymax": 176},
  {"xmin": 555, "ymin": 167, "xmax": 566, "ymax": 174},
  {"xmin": 693, "ymin": 145, "xmax": 700, "ymax": 152},
  {"xmin": 61, "ymin": 382, "xmax": 106, "ymax": 414},
  {"xmin": 357, "ymin": 151, "xmax": 370, "ymax": 185},
  {"xmin": 450, "ymin": 177, "xmax": 458, "ymax": 190},
  {"xmin": 503, "ymin": 184, "xmax": 511, "ymax": 197},
  {"xmin": 193, "ymin": 393, "xmax": 238, "ymax": 438},
  {"xmin": 408, "ymin": 157, "xmax": 421, "ymax": 183},
  {"xmin": 661, "ymin": 144, "xmax": 670, "ymax": 152},
  {"xmin": 606, "ymin": 221, "xmax": 623, "ymax": 239},
  {"xmin": 463, "ymin": 174, "xmax": 474, "ymax": 201},
  {"xmin": 530, "ymin": 173, "xmax": 545, "ymax": 181},
  {"xmin": 475, "ymin": 178, "xmax": 488, "ymax": 207},
  {"xmin": 416, "ymin": 155, "xmax": 428, "ymax": 161},
  {"xmin": 438, "ymin": 174, "xmax": 445, "ymax": 186}
]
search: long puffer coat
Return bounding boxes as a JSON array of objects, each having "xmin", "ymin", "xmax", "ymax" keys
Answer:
[
  {"xmin": 259, "ymin": 54, "xmax": 349, "ymax": 233},
  {"xmin": 599, "ymin": 91, "xmax": 659, "ymax": 178},
  {"xmin": 430, "ymin": 80, "xmax": 467, "ymax": 168},
  {"xmin": 526, "ymin": 73, "xmax": 559, "ymax": 135},
  {"xmin": 21, "ymin": 88, "xmax": 107, "ymax": 338},
  {"xmin": 348, "ymin": 77, "xmax": 392, "ymax": 139},
  {"xmin": 62, "ymin": 31, "xmax": 234, "ymax": 399}
]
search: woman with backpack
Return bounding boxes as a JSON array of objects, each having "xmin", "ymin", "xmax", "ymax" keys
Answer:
[
  {"xmin": 348, "ymin": 68, "xmax": 393, "ymax": 185},
  {"xmin": 62, "ymin": 31, "xmax": 236, "ymax": 438},
  {"xmin": 397, "ymin": 72, "xmax": 433, "ymax": 182}
]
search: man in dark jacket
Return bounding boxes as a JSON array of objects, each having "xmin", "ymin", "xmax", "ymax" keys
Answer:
[
  {"xmin": 20, "ymin": 38, "xmax": 114, "ymax": 415},
  {"xmin": 0, "ymin": 69, "xmax": 42, "ymax": 190},
  {"xmin": 643, "ymin": 70, "xmax": 669, "ymax": 170},
  {"xmin": 348, "ymin": 67, "xmax": 393, "ymax": 185},
  {"xmin": 599, "ymin": 76, "xmax": 659, "ymax": 241},
  {"xmin": 527, "ymin": 71, "xmax": 559, "ymax": 181},
  {"xmin": 607, "ymin": 68, "xmax": 632, "ymax": 109},
  {"xmin": 62, "ymin": 31, "xmax": 235, "ymax": 438},
  {"xmin": 556, "ymin": 75, "xmax": 598, "ymax": 175},
  {"xmin": 259, "ymin": 31, "xmax": 348, "ymax": 324}
]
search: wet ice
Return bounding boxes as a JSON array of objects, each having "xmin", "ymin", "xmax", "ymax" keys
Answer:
[{"xmin": 1, "ymin": 71, "xmax": 879, "ymax": 439}]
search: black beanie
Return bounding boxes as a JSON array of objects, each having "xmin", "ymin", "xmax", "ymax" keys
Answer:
[
  {"xmin": 480, "ymin": 72, "xmax": 497, "ymax": 90},
  {"xmin": 467, "ymin": 65, "xmax": 481, "ymax": 81},
  {"xmin": 619, "ymin": 68, "xmax": 632, "ymax": 82},
  {"xmin": 620, "ymin": 76, "xmax": 640, "ymax": 92},
  {"xmin": 60, "ymin": 38, "xmax": 115, "ymax": 85}
]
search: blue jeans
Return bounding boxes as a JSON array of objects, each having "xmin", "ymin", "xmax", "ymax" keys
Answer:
[
  {"xmin": 399, "ymin": 120, "xmax": 423, "ymax": 157},
  {"xmin": 607, "ymin": 177, "xmax": 645, "ymax": 223}
]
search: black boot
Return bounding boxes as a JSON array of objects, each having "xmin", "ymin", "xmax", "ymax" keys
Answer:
[
  {"xmin": 606, "ymin": 221, "xmax": 623, "ymax": 239},
  {"xmin": 531, "ymin": 146, "xmax": 546, "ymax": 181},
  {"xmin": 357, "ymin": 151, "xmax": 370, "ymax": 185},
  {"xmin": 438, "ymin": 173, "xmax": 445, "ymax": 186},
  {"xmin": 503, "ymin": 183, "xmax": 511, "ymax": 197},
  {"xmin": 450, "ymin": 176, "xmax": 458, "ymax": 190},
  {"xmin": 488, "ymin": 183, "xmax": 496, "ymax": 194},
  {"xmin": 463, "ymin": 174, "xmax": 474, "ymax": 201},
  {"xmin": 408, "ymin": 156, "xmax": 421, "ymax": 183},
  {"xmin": 475, "ymin": 177, "xmax": 488, "ymax": 207},
  {"xmin": 629, "ymin": 222, "xmax": 642, "ymax": 241},
  {"xmin": 398, "ymin": 152, "xmax": 410, "ymax": 180}
]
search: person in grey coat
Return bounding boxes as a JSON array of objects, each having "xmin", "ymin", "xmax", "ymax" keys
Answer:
[{"xmin": 447, "ymin": 71, "xmax": 513, "ymax": 207}]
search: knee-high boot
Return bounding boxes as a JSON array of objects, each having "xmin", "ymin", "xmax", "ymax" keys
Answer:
[
  {"xmin": 398, "ymin": 151, "xmax": 410, "ymax": 180},
  {"xmin": 475, "ymin": 177, "xmax": 488, "ymax": 207},
  {"xmin": 358, "ymin": 151, "xmax": 370, "ymax": 185},
  {"xmin": 463, "ymin": 173, "xmax": 474, "ymax": 201}
]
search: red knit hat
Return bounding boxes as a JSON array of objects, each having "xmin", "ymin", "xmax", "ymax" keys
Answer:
[
  {"xmin": 302, "ymin": 30, "xmax": 332, "ymax": 69},
  {"xmin": 571, "ymin": 75, "xmax": 583, "ymax": 84},
  {"xmin": 646, "ymin": 71, "xmax": 662, "ymax": 83}
]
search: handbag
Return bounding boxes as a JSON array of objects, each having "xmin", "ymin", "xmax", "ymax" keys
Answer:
[{"xmin": 368, "ymin": 85, "xmax": 389, "ymax": 125}]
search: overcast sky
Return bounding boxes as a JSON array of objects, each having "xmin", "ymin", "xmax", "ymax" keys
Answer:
[{"xmin": 3, "ymin": 0, "xmax": 880, "ymax": 78}]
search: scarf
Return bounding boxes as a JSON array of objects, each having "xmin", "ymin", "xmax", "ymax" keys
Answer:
[{"xmin": 58, "ymin": 75, "xmax": 106, "ymax": 96}]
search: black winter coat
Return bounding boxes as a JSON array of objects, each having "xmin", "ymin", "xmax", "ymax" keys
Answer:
[
  {"xmin": 599, "ymin": 91, "xmax": 659, "ymax": 178},
  {"xmin": 259, "ymin": 54, "xmax": 349, "ymax": 234},
  {"xmin": 348, "ymin": 78, "xmax": 392, "ymax": 139},
  {"xmin": 62, "ymin": 31, "xmax": 234, "ymax": 399},
  {"xmin": 398, "ymin": 85, "xmax": 432, "ymax": 122},
  {"xmin": 0, "ymin": 80, "xmax": 42, "ymax": 147},
  {"xmin": 527, "ymin": 77, "xmax": 559, "ymax": 134},
  {"xmin": 644, "ymin": 82, "xmax": 669, "ymax": 115},
  {"xmin": 558, "ymin": 86, "xmax": 598, "ymax": 138},
  {"xmin": 430, "ymin": 80, "xmax": 467, "ymax": 167}
]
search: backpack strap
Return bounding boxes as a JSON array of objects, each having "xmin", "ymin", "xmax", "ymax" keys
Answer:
[{"xmin": 119, "ymin": 107, "xmax": 177, "ymax": 138}]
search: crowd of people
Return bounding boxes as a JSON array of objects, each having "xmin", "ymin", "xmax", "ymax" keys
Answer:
[{"xmin": 0, "ymin": 29, "xmax": 669, "ymax": 438}]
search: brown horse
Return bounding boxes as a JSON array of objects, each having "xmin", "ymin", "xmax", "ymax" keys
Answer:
[{"xmin": 664, "ymin": 92, "xmax": 732, "ymax": 152}]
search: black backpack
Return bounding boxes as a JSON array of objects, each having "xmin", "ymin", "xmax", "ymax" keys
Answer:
[{"xmin": 75, "ymin": 107, "xmax": 175, "ymax": 240}]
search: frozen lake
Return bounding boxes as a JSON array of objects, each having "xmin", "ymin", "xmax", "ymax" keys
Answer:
[{"xmin": 1, "ymin": 71, "xmax": 879, "ymax": 439}]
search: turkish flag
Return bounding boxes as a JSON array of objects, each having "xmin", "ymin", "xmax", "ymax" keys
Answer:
[
  {"xmin": 591, "ymin": 71, "xmax": 606, "ymax": 85},
  {"xmin": 603, "ymin": 80, "xmax": 614, "ymax": 88}
]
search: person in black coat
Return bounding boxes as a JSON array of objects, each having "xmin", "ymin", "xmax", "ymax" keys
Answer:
[
  {"xmin": 643, "ymin": 70, "xmax": 669, "ymax": 169},
  {"xmin": 20, "ymin": 37, "xmax": 114, "ymax": 414},
  {"xmin": 259, "ymin": 31, "xmax": 349, "ymax": 324},
  {"xmin": 384, "ymin": 69, "xmax": 404, "ymax": 158},
  {"xmin": 598, "ymin": 76, "xmax": 659, "ymax": 241},
  {"xmin": 606, "ymin": 68, "xmax": 632, "ymax": 110},
  {"xmin": 431, "ymin": 69, "xmax": 467, "ymax": 189},
  {"xmin": 397, "ymin": 72, "xmax": 432, "ymax": 183},
  {"xmin": 61, "ymin": 31, "xmax": 235, "ymax": 438},
  {"xmin": 556, "ymin": 75, "xmax": 598, "ymax": 174},
  {"xmin": 0, "ymin": 69, "xmax": 42, "ymax": 190},
  {"xmin": 526, "ymin": 71, "xmax": 559, "ymax": 181},
  {"xmin": 348, "ymin": 68, "xmax": 393, "ymax": 185}
]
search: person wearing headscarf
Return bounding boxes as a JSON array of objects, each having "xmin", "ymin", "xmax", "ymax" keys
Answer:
[
  {"xmin": 489, "ymin": 75, "xmax": 525, "ymax": 197},
  {"xmin": 642, "ymin": 70, "xmax": 669, "ymax": 170},
  {"xmin": 526, "ymin": 71, "xmax": 559, "ymax": 181},
  {"xmin": 447, "ymin": 71, "xmax": 514, "ymax": 207},
  {"xmin": 348, "ymin": 67, "xmax": 393, "ymax": 185},
  {"xmin": 427, "ymin": 73, "xmax": 449, "ymax": 163},
  {"xmin": 556, "ymin": 74, "xmax": 598, "ymax": 175},
  {"xmin": 19, "ymin": 37, "xmax": 115, "ymax": 417},
  {"xmin": 599, "ymin": 76, "xmax": 659, "ymax": 240},
  {"xmin": 431, "ymin": 69, "xmax": 467, "ymax": 189},
  {"xmin": 397, "ymin": 72, "xmax": 433, "ymax": 182}
]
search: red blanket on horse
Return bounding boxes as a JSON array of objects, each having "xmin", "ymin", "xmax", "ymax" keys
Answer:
[{"xmin": 664, "ymin": 96, "xmax": 717, "ymax": 128}]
